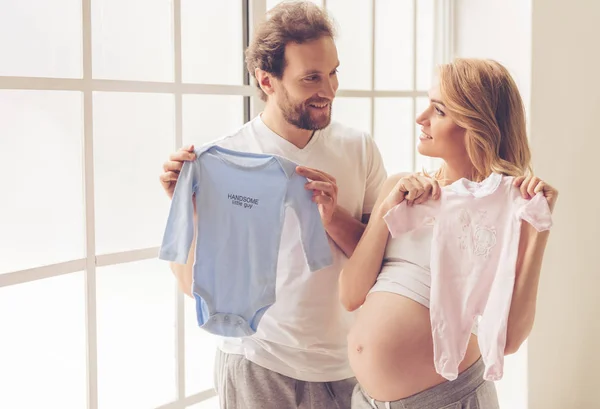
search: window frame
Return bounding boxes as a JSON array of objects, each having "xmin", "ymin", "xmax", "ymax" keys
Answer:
[{"xmin": 0, "ymin": 0, "xmax": 453, "ymax": 407}]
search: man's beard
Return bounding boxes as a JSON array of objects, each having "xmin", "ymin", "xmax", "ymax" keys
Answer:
[{"xmin": 278, "ymin": 87, "xmax": 332, "ymax": 131}]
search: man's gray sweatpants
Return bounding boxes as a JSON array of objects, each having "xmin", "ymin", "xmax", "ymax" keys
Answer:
[{"xmin": 214, "ymin": 349, "xmax": 356, "ymax": 409}]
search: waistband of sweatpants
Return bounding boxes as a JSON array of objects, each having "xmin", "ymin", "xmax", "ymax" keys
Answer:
[{"xmin": 362, "ymin": 357, "xmax": 486, "ymax": 409}]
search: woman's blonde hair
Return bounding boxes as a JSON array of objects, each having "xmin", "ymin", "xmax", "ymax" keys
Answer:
[{"xmin": 435, "ymin": 58, "xmax": 532, "ymax": 182}]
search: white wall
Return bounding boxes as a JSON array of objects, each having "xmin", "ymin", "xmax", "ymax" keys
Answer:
[
  {"xmin": 455, "ymin": 1, "xmax": 600, "ymax": 408},
  {"xmin": 528, "ymin": 0, "xmax": 600, "ymax": 408},
  {"xmin": 455, "ymin": 2, "xmax": 532, "ymax": 408}
]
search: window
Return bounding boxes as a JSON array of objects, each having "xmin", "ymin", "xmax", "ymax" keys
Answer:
[{"xmin": 0, "ymin": 1, "xmax": 448, "ymax": 408}]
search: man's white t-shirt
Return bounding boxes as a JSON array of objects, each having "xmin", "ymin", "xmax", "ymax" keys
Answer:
[{"xmin": 205, "ymin": 114, "xmax": 387, "ymax": 382}]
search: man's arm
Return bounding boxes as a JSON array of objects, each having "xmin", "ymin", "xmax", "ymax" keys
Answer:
[
  {"xmin": 323, "ymin": 206, "xmax": 368, "ymax": 258},
  {"xmin": 170, "ymin": 215, "xmax": 196, "ymax": 298},
  {"xmin": 295, "ymin": 166, "xmax": 369, "ymax": 258},
  {"xmin": 160, "ymin": 146, "xmax": 198, "ymax": 296}
]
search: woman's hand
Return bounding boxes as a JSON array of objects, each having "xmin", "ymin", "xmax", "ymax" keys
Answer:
[
  {"xmin": 513, "ymin": 175, "xmax": 559, "ymax": 212},
  {"xmin": 379, "ymin": 173, "xmax": 440, "ymax": 215}
]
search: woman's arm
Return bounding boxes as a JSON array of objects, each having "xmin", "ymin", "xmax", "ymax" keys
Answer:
[
  {"xmin": 338, "ymin": 174, "xmax": 405, "ymax": 311},
  {"xmin": 338, "ymin": 172, "xmax": 440, "ymax": 311},
  {"xmin": 504, "ymin": 225, "xmax": 550, "ymax": 354},
  {"xmin": 504, "ymin": 175, "xmax": 558, "ymax": 354}
]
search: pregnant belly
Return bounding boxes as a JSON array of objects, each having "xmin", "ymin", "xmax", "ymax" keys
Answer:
[{"xmin": 347, "ymin": 291, "xmax": 482, "ymax": 401}]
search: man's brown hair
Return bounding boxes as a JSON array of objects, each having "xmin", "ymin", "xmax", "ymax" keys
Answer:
[{"xmin": 245, "ymin": 1, "xmax": 336, "ymax": 101}]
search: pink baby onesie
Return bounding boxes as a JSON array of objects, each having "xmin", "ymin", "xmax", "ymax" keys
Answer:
[{"xmin": 383, "ymin": 173, "xmax": 553, "ymax": 381}]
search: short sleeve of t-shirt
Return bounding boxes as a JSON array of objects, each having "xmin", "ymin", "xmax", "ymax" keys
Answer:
[{"xmin": 362, "ymin": 133, "xmax": 387, "ymax": 215}]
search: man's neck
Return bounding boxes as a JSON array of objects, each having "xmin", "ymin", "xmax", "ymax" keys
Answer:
[{"xmin": 261, "ymin": 105, "xmax": 314, "ymax": 149}]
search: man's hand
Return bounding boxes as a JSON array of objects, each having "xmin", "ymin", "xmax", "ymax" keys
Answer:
[
  {"xmin": 160, "ymin": 145, "xmax": 196, "ymax": 199},
  {"xmin": 296, "ymin": 166, "xmax": 338, "ymax": 226}
]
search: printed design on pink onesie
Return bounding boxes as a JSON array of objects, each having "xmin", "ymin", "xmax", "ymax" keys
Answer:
[
  {"xmin": 457, "ymin": 209, "xmax": 497, "ymax": 258},
  {"xmin": 457, "ymin": 209, "xmax": 471, "ymax": 251}
]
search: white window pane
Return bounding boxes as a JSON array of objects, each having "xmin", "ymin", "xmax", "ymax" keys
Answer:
[
  {"xmin": 0, "ymin": 91, "xmax": 84, "ymax": 274},
  {"xmin": 97, "ymin": 259, "xmax": 176, "ymax": 409},
  {"xmin": 0, "ymin": 0, "xmax": 82, "ymax": 78},
  {"xmin": 415, "ymin": 97, "xmax": 442, "ymax": 172},
  {"xmin": 0, "ymin": 273, "xmax": 86, "ymax": 409},
  {"xmin": 332, "ymin": 97, "xmax": 371, "ymax": 135},
  {"xmin": 185, "ymin": 295, "xmax": 219, "ymax": 395},
  {"xmin": 327, "ymin": 0, "xmax": 373, "ymax": 90},
  {"xmin": 183, "ymin": 95, "xmax": 245, "ymax": 147},
  {"xmin": 267, "ymin": 0, "xmax": 323, "ymax": 10},
  {"xmin": 374, "ymin": 0, "xmax": 414, "ymax": 91},
  {"xmin": 417, "ymin": 0, "xmax": 435, "ymax": 91},
  {"xmin": 93, "ymin": 92, "xmax": 174, "ymax": 255},
  {"xmin": 374, "ymin": 98, "xmax": 414, "ymax": 175},
  {"xmin": 188, "ymin": 396, "xmax": 219, "ymax": 409},
  {"xmin": 92, "ymin": 0, "xmax": 174, "ymax": 81},
  {"xmin": 182, "ymin": 0, "xmax": 243, "ymax": 85}
]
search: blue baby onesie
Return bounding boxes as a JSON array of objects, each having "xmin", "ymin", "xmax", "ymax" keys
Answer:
[{"xmin": 159, "ymin": 145, "xmax": 333, "ymax": 337}]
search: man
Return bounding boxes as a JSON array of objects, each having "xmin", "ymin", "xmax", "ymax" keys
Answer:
[{"xmin": 160, "ymin": 2, "xmax": 386, "ymax": 407}]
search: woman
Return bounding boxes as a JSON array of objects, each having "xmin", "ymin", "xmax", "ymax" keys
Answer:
[{"xmin": 340, "ymin": 58, "xmax": 559, "ymax": 409}]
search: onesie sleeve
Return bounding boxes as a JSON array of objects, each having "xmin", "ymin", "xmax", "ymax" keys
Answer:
[
  {"xmin": 286, "ymin": 172, "xmax": 334, "ymax": 272},
  {"xmin": 516, "ymin": 192, "xmax": 553, "ymax": 232},
  {"xmin": 383, "ymin": 200, "xmax": 437, "ymax": 238},
  {"xmin": 158, "ymin": 159, "xmax": 200, "ymax": 264}
]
